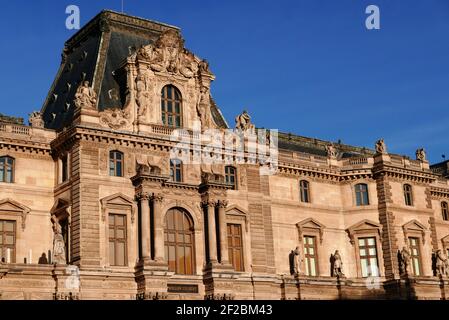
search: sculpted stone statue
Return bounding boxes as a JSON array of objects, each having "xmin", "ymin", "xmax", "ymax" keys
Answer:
[
  {"xmin": 292, "ymin": 246, "xmax": 303, "ymax": 275},
  {"xmin": 435, "ymin": 249, "xmax": 449, "ymax": 277},
  {"xmin": 332, "ymin": 250, "xmax": 345, "ymax": 278},
  {"xmin": 375, "ymin": 138, "xmax": 387, "ymax": 154},
  {"xmin": 135, "ymin": 73, "xmax": 151, "ymax": 117},
  {"xmin": 74, "ymin": 81, "xmax": 97, "ymax": 110},
  {"xmin": 416, "ymin": 148, "xmax": 427, "ymax": 162},
  {"xmin": 28, "ymin": 111, "xmax": 44, "ymax": 128},
  {"xmin": 326, "ymin": 144, "xmax": 337, "ymax": 159},
  {"xmin": 53, "ymin": 224, "xmax": 66, "ymax": 265},
  {"xmin": 400, "ymin": 246, "xmax": 411, "ymax": 275},
  {"xmin": 235, "ymin": 110, "xmax": 255, "ymax": 132},
  {"xmin": 197, "ymin": 86, "xmax": 213, "ymax": 129}
]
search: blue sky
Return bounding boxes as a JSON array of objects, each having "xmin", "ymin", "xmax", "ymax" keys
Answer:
[{"xmin": 0, "ymin": 0, "xmax": 448, "ymax": 163}]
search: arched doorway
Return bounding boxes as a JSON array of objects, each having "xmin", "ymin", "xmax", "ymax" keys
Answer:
[{"xmin": 164, "ymin": 208, "xmax": 195, "ymax": 275}]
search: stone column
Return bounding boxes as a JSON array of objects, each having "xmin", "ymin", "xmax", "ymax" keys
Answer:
[
  {"xmin": 206, "ymin": 200, "xmax": 218, "ymax": 263},
  {"xmin": 138, "ymin": 192, "xmax": 151, "ymax": 260},
  {"xmin": 152, "ymin": 194, "xmax": 165, "ymax": 262},
  {"xmin": 218, "ymin": 200, "xmax": 229, "ymax": 264}
]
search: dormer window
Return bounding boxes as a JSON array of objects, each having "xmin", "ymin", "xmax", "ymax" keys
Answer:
[{"xmin": 161, "ymin": 85, "xmax": 182, "ymax": 128}]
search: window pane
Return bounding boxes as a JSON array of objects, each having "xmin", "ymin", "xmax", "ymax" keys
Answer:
[
  {"xmin": 361, "ymin": 259, "xmax": 368, "ymax": 277},
  {"xmin": 310, "ymin": 258, "xmax": 316, "ymax": 276},
  {"xmin": 4, "ymin": 222, "xmax": 14, "ymax": 232},
  {"xmin": 413, "ymin": 259, "xmax": 420, "ymax": 276},
  {"xmin": 109, "ymin": 242, "xmax": 115, "ymax": 265},
  {"xmin": 367, "ymin": 238, "xmax": 375, "ymax": 246},
  {"xmin": 116, "ymin": 162, "xmax": 122, "ymax": 176},
  {"xmin": 116, "ymin": 242, "xmax": 125, "ymax": 266},
  {"xmin": 359, "ymin": 248, "xmax": 366, "ymax": 256}
]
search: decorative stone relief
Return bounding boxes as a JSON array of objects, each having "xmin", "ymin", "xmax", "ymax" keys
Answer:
[
  {"xmin": 326, "ymin": 144, "xmax": 337, "ymax": 159},
  {"xmin": 99, "ymin": 108, "xmax": 132, "ymax": 131},
  {"xmin": 74, "ymin": 81, "xmax": 97, "ymax": 110}
]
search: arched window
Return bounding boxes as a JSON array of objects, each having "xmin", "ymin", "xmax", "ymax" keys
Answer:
[
  {"xmin": 164, "ymin": 208, "xmax": 195, "ymax": 275},
  {"xmin": 161, "ymin": 85, "xmax": 182, "ymax": 128},
  {"xmin": 299, "ymin": 180, "xmax": 310, "ymax": 203},
  {"xmin": 170, "ymin": 159, "xmax": 183, "ymax": 182},
  {"xmin": 225, "ymin": 166, "xmax": 237, "ymax": 190},
  {"xmin": 403, "ymin": 184, "xmax": 413, "ymax": 206},
  {"xmin": 109, "ymin": 151, "xmax": 123, "ymax": 177},
  {"xmin": 442, "ymin": 202, "xmax": 448, "ymax": 221},
  {"xmin": 0, "ymin": 156, "xmax": 14, "ymax": 183},
  {"xmin": 355, "ymin": 183, "xmax": 369, "ymax": 206}
]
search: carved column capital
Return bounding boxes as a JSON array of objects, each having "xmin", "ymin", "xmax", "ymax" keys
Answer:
[
  {"xmin": 152, "ymin": 193, "xmax": 164, "ymax": 203},
  {"xmin": 136, "ymin": 192, "xmax": 151, "ymax": 201},
  {"xmin": 218, "ymin": 200, "xmax": 228, "ymax": 209},
  {"xmin": 202, "ymin": 200, "xmax": 218, "ymax": 208}
]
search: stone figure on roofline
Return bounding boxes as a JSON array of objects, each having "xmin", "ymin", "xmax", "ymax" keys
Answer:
[
  {"xmin": 416, "ymin": 148, "xmax": 426, "ymax": 162},
  {"xmin": 375, "ymin": 138, "xmax": 387, "ymax": 154},
  {"xmin": 235, "ymin": 110, "xmax": 255, "ymax": 132}
]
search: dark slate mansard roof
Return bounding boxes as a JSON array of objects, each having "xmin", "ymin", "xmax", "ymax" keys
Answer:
[{"xmin": 40, "ymin": 10, "xmax": 228, "ymax": 130}]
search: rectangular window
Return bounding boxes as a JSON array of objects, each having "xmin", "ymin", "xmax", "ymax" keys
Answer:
[
  {"xmin": 108, "ymin": 214, "xmax": 127, "ymax": 266},
  {"xmin": 358, "ymin": 237, "xmax": 379, "ymax": 277},
  {"xmin": 409, "ymin": 237, "xmax": 421, "ymax": 276},
  {"xmin": 303, "ymin": 236, "xmax": 318, "ymax": 276},
  {"xmin": 61, "ymin": 155, "xmax": 68, "ymax": 182},
  {"xmin": 227, "ymin": 224, "xmax": 244, "ymax": 271},
  {"xmin": 0, "ymin": 220, "xmax": 16, "ymax": 263}
]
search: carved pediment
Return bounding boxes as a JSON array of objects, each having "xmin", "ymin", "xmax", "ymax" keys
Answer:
[
  {"xmin": 100, "ymin": 193, "xmax": 137, "ymax": 223},
  {"xmin": 402, "ymin": 219, "xmax": 427, "ymax": 243},
  {"xmin": 225, "ymin": 205, "xmax": 249, "ymax": 231},
  {"xmin": 296, "ymin": 218, "xmax": 325, "ymax": 244},
  {"xmin": 402, "ymin": 219, "xmax": 426, "ymax": 232},
  {"xmin": 0, "ymin": 198, "xmax": 30, "ymax": 230},
  {"xmin": 346, "ymin": 219, "xmax": 382, "ymax": 244}
]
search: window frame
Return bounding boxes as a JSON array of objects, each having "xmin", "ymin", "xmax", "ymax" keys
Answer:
[
  {"xmin": 169, "ymin": 159, "xmax": 183, "ymax": 183},
  {"xmin": 0, "ymin": 156, "xmax": 14, "ymax": 183},
  {"xmin": 442, "ymin": 201, "xmax": 448, "ymax": 221},
  {"xmin": 357, "ymin": 236, "xmax": 380, "ymax": 278},
  {"xmin": 0, "ymin": 219, "xmax": 16, "ymax": 263},
  {"xmin": 303, "ymin": 235, "xmax": 319, "ymax": 277},
  {"xmin": 109, "ymin": 150, "xmax": 124, "ymax": 177},
  {"xmin": 108, "ymin": 213, "xmax": 128, "ymax": 267},
  {"xmin": 225, "ymin": 166, "xmax": 237, "ymax": 190},
  {"xmin": 403, "ymin": 184, "xmax": 414, "ymax": 207},
  {"xmin": 354, "ymin": 183, "xmax": 370, "ymax": 206},
  {"xmin": 408, "ymin": 236, "xmax": 422, "ymax": 276},
  {"xmin": 161, "ymin": 85, "xmax": 183, "ymax": 128},
  {"xmin": 299, "ymin": 180, "xmax": 311, "ymax": 203},
  {"xmin": 164, "ymin": 208, "xmax": 196, "ymax": 275}
]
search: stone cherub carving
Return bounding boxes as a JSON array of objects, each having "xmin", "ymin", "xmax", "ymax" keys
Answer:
[
  {"xmin": 235, "ymin": 110, "xmax": 255, "ymax": 132},
  {"xmin": 435, "ymin": 249, "xmax": 449, "ymax": 277},
  {"xmin": 416, "ymin": 148, "xmax": 427, "ymax": 162},
  {"xmin": 28, "ymin": 111, "xmax": 44, "ymax": 128},
  {"xmin": 74, "ymin": 81, "xmax": 97, "ymax": 110},
  {"xmin": 326, "ymin": 144, "xmax": 337, "ymax": 159},
  {"xmin": 375, "ymin": 138, "xmax": 387, "ymax": 154},
  {"xmin": 53, "ymin": 223, "xmax": 66, "ymax": 265},
  {"xmin": 399, "ymin": 246, "xmax": 411, "ymax": 275},
  {"xmin": 332, "ymin": 250, "xmax": 345, "ymax": 278}
]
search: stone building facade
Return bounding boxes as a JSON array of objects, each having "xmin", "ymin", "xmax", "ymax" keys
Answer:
[{"xmin": 1, "ymin": 10, "xmax": 449, "ymax": 300}]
